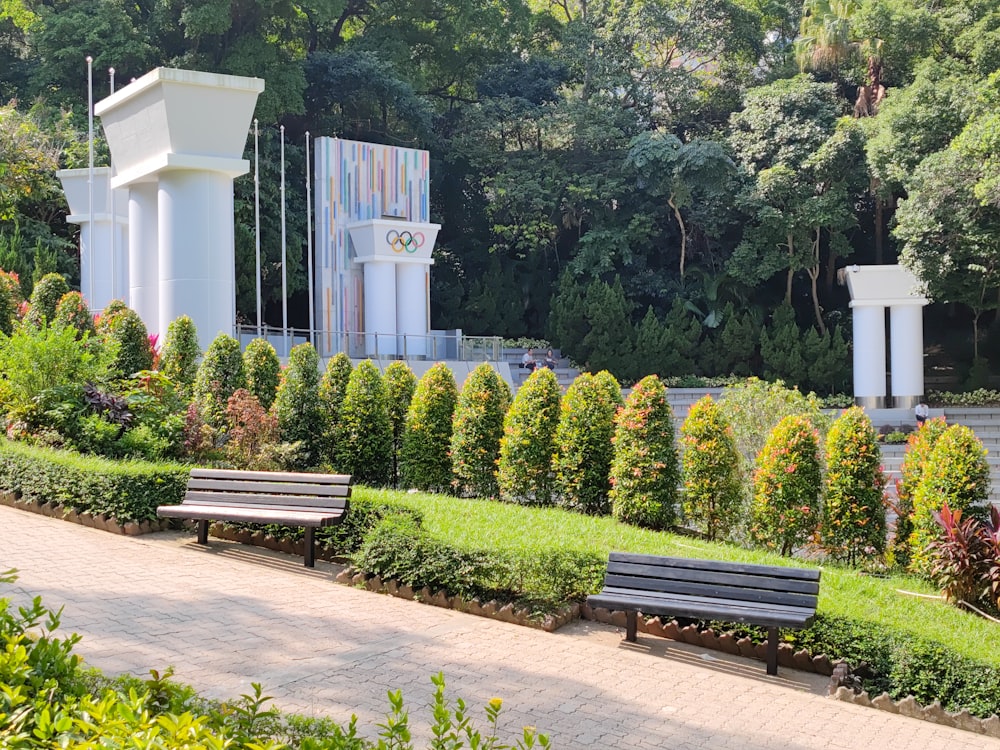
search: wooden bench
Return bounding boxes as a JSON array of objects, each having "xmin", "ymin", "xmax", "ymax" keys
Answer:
[
  {"xmin": 587, "ymin": 552, "xmax": 821, "ymax": 675},
  {"xmin": 156, "ymin": 468, "xmax": 352, "ymax": 568}
]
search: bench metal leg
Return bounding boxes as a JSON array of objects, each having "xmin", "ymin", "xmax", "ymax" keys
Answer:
[
  {"xmin": 766, "ymin": 627, "xmax": 779, "ymax": 675},
  {"xmin": 197, "ymin": 520, "xmax": 208, "ymax": 545},
  {"xmin": 626, "ymin": 611, "xmax": 637, "ymax": 642},
  {"xmin": 304, "ymin": 527, "xmax": 315, "ymax": 568}
]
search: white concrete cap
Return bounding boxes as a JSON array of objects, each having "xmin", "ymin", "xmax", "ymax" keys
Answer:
[
  {"xmin": 844, "ymin": 264, "xmax": 928, "ymax": 307},
  {"xmin": 347, "ymin": 219, "xmax": 440, "ymax": 264},
  {"xmin": 95, "ymin": 67, "xmax": 264, "ymax": 187},
  {"xmin": 56, "ymin": 167, "xmax": 128, "ymax": 221}
]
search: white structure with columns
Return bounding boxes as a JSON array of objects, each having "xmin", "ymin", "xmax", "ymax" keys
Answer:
[
  {"xmin": 94, "ymin": 67, "xmax": 263, "ymax": 350},
  {"xmin": 844, "ymin": 264, "xmax": 928, "ymax": 409},
  {"xmin": 56, "ymin": 167, "xmax": 129, "ymax": 313}
]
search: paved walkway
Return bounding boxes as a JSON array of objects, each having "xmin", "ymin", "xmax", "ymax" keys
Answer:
[{"xmin": 1, "ymin": 505, "xmax": 995, "ymax": 749}]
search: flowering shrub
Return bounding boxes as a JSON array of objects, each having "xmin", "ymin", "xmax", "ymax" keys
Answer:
[
  {"xmin": 0, "ymin": 268, "xmax": 24, "ymax": 307},
  {"xmin": 273, "ymin": 342, "xmax": 323, "ymax": 468},
  {"xmin": 401, "ymin": 363, "xmax": 459, "ymax": 493},
  {"xmin": 821, "ymin": 406, "xmax": 886, "ymax": 565},
  {"xmin": 889, "ymin": 417, "xmax": 947, "ymax": 569},
  {"xmin": 383, "ymin": 360, "xmax": 416, "ymax": 487},
  {"xmin": 337, "ymin": 359, "xmax": 392, "ymax": 486},
  {"xmin": 319, "ymin": 352, "xmax": 354, "ymax": 466},
  {"xmin": 498, "ymin": 367, "xmax": 561, "ymax": 505},
  {"xmin": 749, "ymin": 414, "xmax": 821, "ymax": 555},
  {"xmin": 680, "ymin": 395, "xmax": 743, "ymax": 541},
  {"xmin": 192, "ymin": 333, "xmax": 246, "ymax": 429},
  {"xmin": 609, "ymin": 374, "xmax": 678, "ymax": 529},
  {"xmin": 927, "ymin": 503, "xmax": 995, "ymax": 607},
  {"xmin": 553, "ymin": 371, "xmax": 622, "ymax": 514},
  {"xmin": 52, "ymin": 291, "xmax": 94, "ymax": 339},
  {"xmin": 160, "ymin": 315, "xmax": 201, "ymax": 396},
  {"xmin": 910, "ymin": 424, "xmax": 990, "ymax": 575},
  {"xmin": 243, "ymin": 337, "xmax": 280, "ymax": 410},
  {"xmin": 451, "ymin": 362, "xmax": 510, "ymax": 498}
]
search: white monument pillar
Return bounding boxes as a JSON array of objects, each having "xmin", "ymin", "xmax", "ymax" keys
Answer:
[
  {"xmin": 397, "ymin": 262, "xmax": 431, "ymax": 357},
  {"xmin": 360, "ymin": 259, "xmax": 398, "ymax": 356},
  {"xmin": 56, "ymin": 167, "xmax": 129, "ymax": 312},
  {"xmin": 95, "ymin": 67, "xmax": 263, "ymax": 350},
  {"xmin": 844, "ymin": 265, "xmax": 928, "ymax": 409}
]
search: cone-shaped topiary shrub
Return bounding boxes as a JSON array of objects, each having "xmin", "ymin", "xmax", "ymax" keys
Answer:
[
  {"xmin": 0, "ymin": 269, "xmax": 24, "ymax": 308},
  {"xmin": 384, "ymin": 360, "xmax": 417, "ymax": 487},
  {"xmin": 319, "ymin": 352, "xmax": 354, "ymax": 467},
  {"xmin": 680, "ymin": 394, "xmax": 743, "ymax": 541},
  {"xmin": 498, "ymin": 367, "xmax": 561, "ymax": 505},
  {"xmin": 609, "ymin": 374, "xmax": 678, "ymax": 528},
  {"xmin": 273, "ymin": 342, "xmax": 323, "ymax": 468},
  {"xmin": 97, "ymin": 302, "xmax": 153, "ymax": 378},
  {"xmin": 401, "ymin": 362, "xmax": 459, "ymax": 492},
  {"xmin": 243, "ymin": 337, "xmax": 280, "ymax": 410},
  {"xmin": 910, "ymin": 424, "xmax": 990, "ymax": 575},
  {"xmin": 890, "ymin": 417, "xmax": 947, "ymax": 569},
  {"xmin": 192, "ymin": 333, "xmax": 246, "ymax": 429},
  {"xmin": 0, "ymin": 281, "xmax": 14, "ymax": 336},
  {"xmin": 821, "ymin": 406, "xmax": 886, "ymax": 565},
  {"xmin": 749, "ymin": 414, "xmax": 822, "ymax": 555},
  {"xmin": 160, "ymin": 315, "xmax": 201, "ymax": 396},
  {"xmin": 553, "ymin": 371, "xmax": 623, "ymax": 514},
  {"xmin": 338, "ymin": 359, "xmax": 392, "ymax": 485},
  {"xmin": 52, "ymin": 291, "xmax": 94, "ymax": 339},
  {"xmin": 24, "ymin": 272, "xmax": 69, "ymax": 327},
  {"xmin": 451, "ymin": 362, "xmax": 511, "ymax": 498}
]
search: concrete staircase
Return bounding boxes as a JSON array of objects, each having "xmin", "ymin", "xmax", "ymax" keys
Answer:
[{"xmin": 503, "ymin": 348, "xmax": 581, "ymax": 391}]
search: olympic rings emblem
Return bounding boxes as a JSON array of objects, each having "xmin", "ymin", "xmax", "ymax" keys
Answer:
[{"xmin": 386, "ymin": 229, "xmax": 424, "ymax": 254}]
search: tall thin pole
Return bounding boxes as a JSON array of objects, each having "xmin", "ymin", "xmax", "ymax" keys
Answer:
[
  {"xmin": 280, "ymin": 124, "xmax": 288, "ymax": 355},
  {"xmin": 108, "ymin": 67, "xmax": 116, "ymax": 301},
  {"xmin": 86, "ymin": 56, "xmax": 94, "ymax": 308},
  {"xmin": 305, "ymin": 131, "xmax": 315, "ymax": 344},
  {"xmin": 254, "ymin": 119, "xmax": 262, "ymax": 336}
]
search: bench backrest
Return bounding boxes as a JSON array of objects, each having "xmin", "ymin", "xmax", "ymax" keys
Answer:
[
  {"xmin": 184, "ymin": 468, "xmax": 352, "ymax": 510},
  {"xmin": 605, "ymin": 552, "xmax": 820, "ymax": 612}
]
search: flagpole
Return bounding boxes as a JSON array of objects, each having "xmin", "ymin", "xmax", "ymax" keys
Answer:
[
  {"xmin": 86, "ymin": 56, "xmax": 94, "ymax": 309},
  {"xmin": 108, "ymin": 67, "xmax": 116, "ymax": 302},
  {"xmin": 280, "ymin": 124, "xmax": 288, "ymax": 355},
  {"xmin": 254, "ymin": 118, "xmax": 262, "ymax": 336},
  {"xmin": 305, "ymin": 131, "xmax": 314, "ymax": 345}
]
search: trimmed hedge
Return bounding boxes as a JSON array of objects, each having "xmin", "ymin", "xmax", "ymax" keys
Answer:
[
  {"xmin": 400, "ymin": 362, "xmax": 458, "ymax": 493},
  {"xmin": 451, "ymin": 362, "xmax": 510, "ymax": 498},
  {"xmin": 0, "ymin": 438, "xmax": 188, "ymax": 522}
]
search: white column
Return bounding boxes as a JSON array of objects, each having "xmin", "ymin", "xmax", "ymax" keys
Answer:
[
  {"xmin": 852, "ymin": 303, "xmax": 886, "ymax": 408},
  {"xmin": 128, "ymin": 182, "xmax": 159, "ymax": 331},
  {"xmin": 362, "ymin": 260, "xmax": 397, "ymax": 357},
  {"xmin": 158, "ymin": 170, "xmax": 235, "ymax": 351},
  {"xmin": 396, "ymin": 262, "xmax": 430, "ymax": 358},
  {"xmin": 890, "ymin": 303, "xmax": 925, "ymax": 408}
]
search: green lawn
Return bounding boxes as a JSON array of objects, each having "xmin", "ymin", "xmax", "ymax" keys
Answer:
[{"xmin": 356, "ymin": 486, "xmax": 1000, "ymax": 664}]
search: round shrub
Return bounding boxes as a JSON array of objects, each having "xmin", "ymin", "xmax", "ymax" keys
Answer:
[
  {"xmin": 319, "ymin": 352, "xmax": 354, "ymax": 466},
  {"xmin": 553, "ymin": 370, "xmax": 623, "ymax": 514},
  {"xmin": 497, "ymin": 367, "xmax": 561, "ymax": 505},
  {"xmin": 609, "ymin": 374, "xmax": 678, "ymax": 529},
  {"xmin": 384, "ymin": 360, "xmax": 417, "ymax": 487},
  {"xmin": 159, "ymin": 315, "xmax": 201, "ymax": 395},
  {"xmin": 749, "ymin": 414, "xmax": 822, "ymax": 555},
  {"xmin": 273, "ymin": 342, "xmax": 323, "ymax": 468},
  {"xmin": 910, "ymin": 424, "xmax": 990, "ymax": 574},
  {"xmin": 680, "ymin": 394, "xmax": 743, "ymax": 541},
  {"xmin": 24, "ymin": 272, "xmax": 69, "ymax": 327},
  {"xmin": 243, "ymin": 337, "xmax": 280, "ymax": 410},
  {"xmin": 451, "ymin": 362, "xmax": 511, "ymax": 498},
  {"xmin": 0, "ymin": 279, "xmax": 16, "ymax": 336},
  {"xmin": 97, "ymin": 303, "xmax": 154, "ymax": 378},
  {"xmin": 192, "ymin": 333, "xmax": 246, "ymax": 428},
  {"xmin": 890, "ymin": 417, "xmax": 948, "ymax": 569},
  {"xmin": 53, "ymin": 291, "xmax": 95, "ymax": 339},
  {"xmin": 338, "ymin": 359, "xmax": 392, "ymax": 486},
  {"xmin": 0, "ymin": 269, "xmax": 24, "ymax": 307},
  {"xmin": 401, "ymin": 362, "xmax": 459, "ymax": 493},
  {"xmin": 821, "ymin": 406, "xmax": 886, "ymax": 565}
]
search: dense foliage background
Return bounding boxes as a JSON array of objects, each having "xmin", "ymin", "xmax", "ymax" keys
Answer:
[{"xmin": 3, "ymin": 0, "xmax": 1000, "ymax": 385}]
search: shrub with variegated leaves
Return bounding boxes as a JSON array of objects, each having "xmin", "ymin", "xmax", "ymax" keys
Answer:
[
  {"xmin": 498, "ymin": 367, "xmax": 561, "ymax": 505},
  {"xmin": 401, "ymin": 362, "xmax": 459, "ymax": 493},
  {"xmin": 749, "ymin": 414, "xmax": 821, "ymax": 555},
  {"xmin": 319, "ymin": 352, "xmax": 354, "ymax": 467},
  {"xmin": 821, "ymin": 406, "xmax": 886, "ymax": 565},
  {"xmin": 451, "ymin": 362, "xmax": 510, "ymax": 498},
  {"xmin": 384, "ymin": 360, "xmax": 417, "ymax": 487},
  {"xmin": 243, "ymin": 337, "xmax": 280, "ymax": 410},
  {"xmin": 338, "ymin": 359, "xmax": 392, "ymax": 485},
  {"xmin": 680, "ymin": 394, "xmax": 743, "ymax": 541},
  {"xmin": 889, "ymin": 417, "xmax": 947, "ymax": 569},
  {"xmin": 53, "ymin": 291, "xmax": 95, "ymax": 339},
  {"xmin": 609, "ymin": 374, "xmax": 678, "ymax": 529},
  {"xmin": 273, "ymin": 342, "xmax": 323, "ymax": 468}
]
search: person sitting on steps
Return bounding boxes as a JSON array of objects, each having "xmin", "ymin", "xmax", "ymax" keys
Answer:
[
  {"xmin": 521, "ymin": 348, "xmax": 537, "ymax": 372},
  {"xmin": 543, "ymin": 349, "xmax": 557, "ymax": 369}
]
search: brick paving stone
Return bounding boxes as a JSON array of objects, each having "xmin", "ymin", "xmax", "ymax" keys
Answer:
[{"xmin": 2, "ymin": 504, "xmax": 999, "ymax": 749}]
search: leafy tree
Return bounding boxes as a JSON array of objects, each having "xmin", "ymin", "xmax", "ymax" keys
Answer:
[
  {"xmin": 401, "ymin": 362, "xmax": 459, "ymax": 493},
  {"xmin": 384, "ymin": 360, "xmax": 417, "ymax": 488},
  {"xmin": 319, "ymin": 352, "xmax": 354, "ymax": 467},
  {"xmin": 273, "ymin": 342, "xmax": 323, "ymax": 469},
  {"xmin": 581, "ymin": 278, "xmax": 635, "ymax": 380},
  {"xmin": 750, "ymin": 414, "xmax": 822, "ymax": 555},
  {"xmin": 680, "ymin": 395, "xmax": 743, "ymax": 541},
  {"xmin": 243, "ymin": 338, "xmax": 280, "ymax": 410},
  {"xmin": 553, "ymin": 370, "xmax": 623, "ymax": 514},
  {"xmin": 160, "ymin": 316, "xmax": 201, "ymax": 397},
  {"xmin": 451, "ymin": 362, "xmax": 510, "ymax": 498},
  {"xmin": 497, "ymin": 367, "xmax": 561, "ymax": 505},
  {"xmin": 609, "ymin": 374, "xmax": 678, "ymax": 529},
  {"xmin": 821, "ymin": 406, "xmax": 886, "ymax": 565},
  {"xmin": 192, "ymin": 333, "xmax": 246, "ymax": 429},
  {"xmin": 337, "ymin": 360, "xmax": 392, "ymax": 487}
]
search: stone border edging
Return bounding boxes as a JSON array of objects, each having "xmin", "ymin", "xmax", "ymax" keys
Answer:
[{"xmin": 0, "ymin": 492, "xmax": 170, "ymax": 535}]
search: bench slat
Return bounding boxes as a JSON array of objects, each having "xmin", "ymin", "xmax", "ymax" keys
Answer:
[
  {"xmin": 190, "ymin": 468, "xmax": 353, "ymax": 485},
  {"xmin": 157, "ymin": 505, "xmax": 345, "ymax": 527},
  {"xmin": 181, "ymin": 491, "xmax": 349, "ymax": 509},
  {"xmin": 609, "ymin": 551, "xmax": 820, "ymax": 582},
  {"xmin": 606, "ymin": 560, "xmax": 820, "ymax": 596},
  {"xmin": 595, "ymin": 586, "xmax": 817, "ymax": 619},
  {"xmin": 588, "ymin": 591, "xmax": 815, "ymax": 628},
  {"xmin": 186, "ymin": 478, "xmax": 351, "ymax": 497},
  {"xmin": 602, "ymin": 573, "xmax": 818, "ymax": 609}
]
